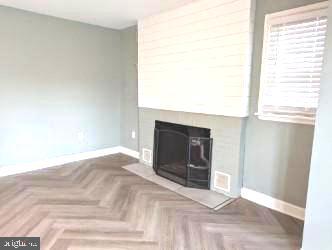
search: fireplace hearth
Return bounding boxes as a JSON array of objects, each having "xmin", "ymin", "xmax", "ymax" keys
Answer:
[{"xmin": 153, "ymin": 121, "xmax": 212, "ymax": 189}]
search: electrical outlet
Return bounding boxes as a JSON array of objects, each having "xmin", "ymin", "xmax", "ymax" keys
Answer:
[{"xmin": 131, "ymin": 131, "xmax": 136, "ymax": 139}]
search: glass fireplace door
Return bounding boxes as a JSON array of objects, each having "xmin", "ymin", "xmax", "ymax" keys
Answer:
[
  {"xmin": 153, "ymin": 120, "xmax": 213, "ymax": 189},
  {"xmin": 154, "ymin": 128, "xmax": 189, "ymax": 186},
  {"xmin": 187, "ymin": 137, "xmax": 212, "ymax": 189}
]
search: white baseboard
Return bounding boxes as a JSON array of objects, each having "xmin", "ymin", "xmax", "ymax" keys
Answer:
[
  {"xmin": 0, "ymin": 146, "xmax": 139, "ymax": 177},
  {"xmin": 118, "ymin": 146, "xmax": 140, "ymax": 159},
  {"xmin": 241, "ymin": 188, "xmax": 305, "ymax": 220}
]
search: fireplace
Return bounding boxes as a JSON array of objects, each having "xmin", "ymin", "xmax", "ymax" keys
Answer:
[{"xmin": 153, "ymin": 120, "xmax": 213, "ymax": 189}]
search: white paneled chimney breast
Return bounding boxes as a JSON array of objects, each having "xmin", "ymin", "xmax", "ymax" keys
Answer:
[{"xmin": 138, "ymin": 0, "xmax": 256, "ymax": 117}]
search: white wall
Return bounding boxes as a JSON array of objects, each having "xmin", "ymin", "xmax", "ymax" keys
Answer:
[
  {"xmin": 138, "ymin": 0, "xmax": 255, "ymax": 117},
  {"xmin": 302, "ymin": 1, "xmax": 332, "ymax": 249}
]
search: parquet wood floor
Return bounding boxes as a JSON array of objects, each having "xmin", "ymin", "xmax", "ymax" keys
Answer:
[{"xmin": 0, "ymin": 154, "xmax": 303, "ymax": 250}]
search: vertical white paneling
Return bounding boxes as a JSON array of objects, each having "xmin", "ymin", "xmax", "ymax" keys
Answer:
[{"xmin": 138, "ymin": 0, "xmax": 255, "ymax": 117}]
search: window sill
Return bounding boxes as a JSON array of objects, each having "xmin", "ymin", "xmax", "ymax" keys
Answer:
[{"xmin": 255, "ymin": 113, "xmax": 315, "ymax": 126}]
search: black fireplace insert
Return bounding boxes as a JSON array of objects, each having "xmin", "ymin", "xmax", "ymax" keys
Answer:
[{"xmin": 153, "ymin": 120, "xmax": 213, "ymax": 189}]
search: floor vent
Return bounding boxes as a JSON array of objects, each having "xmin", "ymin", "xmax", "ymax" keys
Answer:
[
  {"xmin": 214, "ymin": 171, "xmax": 231, "ymax": 192},
  {"xmin": 142, "ymin": 148, "xmax": 152, "ymax": 165}
]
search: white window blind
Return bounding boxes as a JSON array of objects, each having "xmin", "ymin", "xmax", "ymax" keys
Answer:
[{"xmin": 258, "ymin": 2, "xmax": 328, "ymax": 125}]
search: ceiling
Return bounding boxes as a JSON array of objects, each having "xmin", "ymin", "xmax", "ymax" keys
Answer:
[{"xmin": 0, "ymin": 0, "xmax": 194, "ymax": 29}]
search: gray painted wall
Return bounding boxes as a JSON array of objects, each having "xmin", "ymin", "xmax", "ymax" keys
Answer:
[
  {"xmin": 120, "ymin": 27, "xmax": 139, "ymax": 151},
  {"xmin": 243, "ymin": 0, "xmax": 325, "ymax": 208},
  {"xmin": 139, "ymin": 108, "xmax": 246, "ymax": 197},
  {"xmin": 302, "ymin": 1, "xmax": 332, "ymax": 249},
  {"xmin": 0, "ymin": 6, "xmax": 123, "ymax": 166}
]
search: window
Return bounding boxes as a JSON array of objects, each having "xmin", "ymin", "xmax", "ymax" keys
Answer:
[{"xmin": 257, "ymin": 2, "xmax": 329, "ymax": 125}]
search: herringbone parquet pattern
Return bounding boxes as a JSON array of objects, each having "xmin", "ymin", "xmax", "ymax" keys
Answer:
[{"xmin": 0, "ymin": 154, "xmax": 303, "ymax": 250}]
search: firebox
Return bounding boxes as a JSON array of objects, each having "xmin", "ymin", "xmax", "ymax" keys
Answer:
[{"xmin": 153, "ymin": 120, "xmax": 213, "ymax": 189}]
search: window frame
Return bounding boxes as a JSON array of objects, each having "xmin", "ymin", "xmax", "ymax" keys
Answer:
[{"xmin": 257, "ymin": 1, "xmax": 329, "ymax": 125}]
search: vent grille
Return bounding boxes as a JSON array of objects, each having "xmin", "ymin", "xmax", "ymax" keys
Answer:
[
  {"xmin": 142, "ymin": 148, "xmax": 152, "ymax": 165},
  {"xmin": 214, "ymin": 171, "xmax": 231, "ymax": 192}
]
